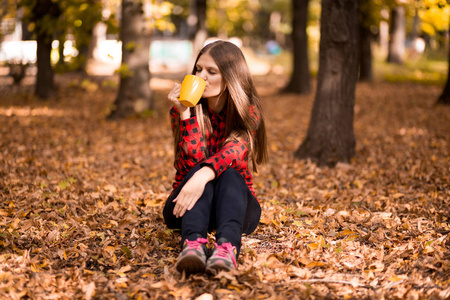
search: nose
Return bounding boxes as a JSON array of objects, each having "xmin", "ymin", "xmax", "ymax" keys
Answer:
[{"xmin": 197, "ymin": 70, "xmax": 207, "ymax": 81}]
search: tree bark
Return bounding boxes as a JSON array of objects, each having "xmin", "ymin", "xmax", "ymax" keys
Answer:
[
  {"xmin": 189, "ymin": 0, "xmax": 207, "ymax": 58},
  {"xmin": 33, "ymin": 0, "xmax": 60, "ymax": 98},
  {"xmin": 35, "ymin": 31, "xmax": 55, "ymax": 98},
  {"xmin": 359, "ymin": 18, "xmax": 373, "ymax": 81},
  {"xmin": 57, "ymin": 32, "xmax": 66, "ymax": 68},
  {"xmin": 283, "ymin": 0, "xmax": 311, "ymax": 94},
  {"xmin": 88, "ymin": 22, "xmax": 107, "ymax": 61},
  {"xmin": 438, "ymin": 15, "xmax": 450, "ymax": 105},
  {"xmin": 294, "ymin": 0, "xmax": 359, "ymax": 167},
  {"xmin": 108, "ymin": 0, "xmax": 152, "ymax": 119},
  {"xmin": 387, "ymin": 6, "xmax": 405, "ymax": 64}
]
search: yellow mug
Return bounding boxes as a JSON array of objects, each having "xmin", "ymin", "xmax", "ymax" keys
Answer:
[{"xmin": 179, "ymin": 75, "xmax": 206, "ymax": 107}]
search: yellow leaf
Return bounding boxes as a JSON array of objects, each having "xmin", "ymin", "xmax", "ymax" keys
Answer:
[
  {"xmin": 307, "ymin": 242, "xmax": 319, "ymax": 251},
  {"xmin": 260, "ymin": 218, "xmax": 271, "ymax": 225},
  {"xmin": 389, "ymin": 275, "xmax": 404, "ymax": 282},
  {"xmin": 272, "ymin": 219, "xmax": 281, "ymax": 227},
  {"xmin": 145, "ymin": 198, "xmax": 163, "ymax": 207},
  {"xmin": 118, "ymin": 265, "xmax": 132, "ymax": 273},
  {"xmin": 9, "ymin": 218, "xmax": 20, "ymax": 229},
  {"xmin": 30, "ymin": 264, "xmax": 37, "ymax": 272},
  {"xmin": 298, "ymin": 257, "xmax": 311, "ymax": 265},
  {"xmin": 306, "ymin": 174, "xmax": 315, "ymax": 180},
  {"xmin": 227, "ymin": 284, "xmax": 242, "ymax": 292},
  {"xmin": 306, "ymin": 261, "xmax": 325, "ymax": 268},
  {"xmin": 392, "ymin": 193, "xmax": 404, "ymax": 199},
  {"xmin": 104, "ymin": 184, "xmax": 117, "ymax": 193},
  {"xmin": 423, "ymin": 245, "xmax": 434, "ymax": 254},
  {"xmin": 353, "ymin": 179, "xmax": 363, "ymax": 189},
  {"xmin": 293, "ymin": 220, "xmax": 302, "ymax": 227},
  {"xmin": 339, "ymin": 230, "xmax": 356, "ymax": 236}
]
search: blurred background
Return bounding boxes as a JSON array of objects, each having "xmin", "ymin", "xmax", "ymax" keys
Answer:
[{"xmin": 0, "ymin": 0, "xmax": 448, "ymax": 99}]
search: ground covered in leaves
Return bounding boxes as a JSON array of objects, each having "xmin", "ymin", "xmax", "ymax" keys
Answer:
[{"xmin": 0, "ymin": 72, "xmax": 449, "ymax": 299}]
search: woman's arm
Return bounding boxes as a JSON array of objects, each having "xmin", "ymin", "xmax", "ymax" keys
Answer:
[
  {"xmin": 168, "ymin": 83, "xmax": 206, "ymax": 174},
  {"xmin": 172, "ymin": 166, "xmax": 215, "ymax": 218},
  {"xmin": 201, "ymin": 139, "xmax": 248, "ymax": 177}
]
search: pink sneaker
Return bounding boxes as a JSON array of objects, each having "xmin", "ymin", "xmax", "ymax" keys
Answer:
[
  {"xmin": 176, "ymin": 237, "xmax": 208, "ymax": 274},
  {"xmin": 206, "ymin": 239, "xmax": 237, "ymax": 275}
]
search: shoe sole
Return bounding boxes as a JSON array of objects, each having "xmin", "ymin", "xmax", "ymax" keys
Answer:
[
  {"xmin": 206, "ymin": 262, "xmax": 233, "ymax": 275},
  {"xmin": 176, "ymin": 253, "xmax": 206, "ymax": 274}
]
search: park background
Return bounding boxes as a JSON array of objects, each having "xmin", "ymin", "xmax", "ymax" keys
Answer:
[{"xmin": 0, "ymin": 0, "xmax": 449, "ymax": 299}]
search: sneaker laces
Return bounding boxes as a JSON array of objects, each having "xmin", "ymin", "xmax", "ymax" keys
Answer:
[
  {"xmin": 214, "ymin": 242, "xmax": 234, "ymax": 258},
  {"xmin": 185, "ymin": 237, "xmax": 208, "ymax": 249}
]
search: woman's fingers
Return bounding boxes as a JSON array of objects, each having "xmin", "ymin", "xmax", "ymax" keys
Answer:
[
  {"xmin": 168, "ymin": 83, "xmax": 181, "ymax": 104},
  {"xmin": 173, "ymin": 192, "xmax": 198, "ymax": 217},
  {"xmin": 172, "ymin": 173, "xmax": 208, "ymax": 217},
  {"xmin": 173, "ymin": 195, "xmax": 189, "ymax": 218}
]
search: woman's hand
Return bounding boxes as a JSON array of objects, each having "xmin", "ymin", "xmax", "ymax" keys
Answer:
[
  {"xmin": 168, "ymin": 82, "xmax": 190, "ymax": 120},
  {"xmin": 173, "ymin": 166, "xmax": 215, "ymax": 218}
]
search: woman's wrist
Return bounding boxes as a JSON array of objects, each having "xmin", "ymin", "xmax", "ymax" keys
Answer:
[
  {"xmin": 179, "ymin": 107, "xmax": 191, "ymax": 120},
  {"xmin": 194, "ymin": 166, "xmax": 216, "ymax": 183}
]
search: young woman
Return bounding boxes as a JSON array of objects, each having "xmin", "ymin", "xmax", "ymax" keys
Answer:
[{"xmin": 164, "ymin": 40, "xmax": 267, "ymax": 275}]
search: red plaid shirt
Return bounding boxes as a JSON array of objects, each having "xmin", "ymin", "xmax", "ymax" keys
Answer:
[{"xmin": 170, "ymin": 105, "xmax": 256, "ymax": 198}]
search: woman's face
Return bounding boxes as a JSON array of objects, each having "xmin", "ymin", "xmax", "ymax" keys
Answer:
[{"xmin": 195, "ymin": 52, "xmax": 226, "ymax": 100}]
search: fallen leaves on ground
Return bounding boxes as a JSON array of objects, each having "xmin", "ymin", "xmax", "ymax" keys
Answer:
[{"xmin": 0, "ymin": 73, "xmax": 449, "ymax": 299}]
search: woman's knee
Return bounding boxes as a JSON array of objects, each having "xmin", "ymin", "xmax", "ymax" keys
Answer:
[
  {"xmin": 215, "ymin": 168, "xmax": 247, "ymax": 194},
  {"xmin": 217, "ymin": 168, "xmax": 245, "ymax": 183}
]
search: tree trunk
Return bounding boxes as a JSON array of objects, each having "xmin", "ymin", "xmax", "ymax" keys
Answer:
[
  {"xmin": 283, "ymin": 0, "xmax": 311, "ymax": 94},
  {"xmin": 32, "ymin": 0, "xmax": 60, "ymax": 98},
  {"xmin": 294, "ymin": 0, "xmax": 359, "ymax": 167},
  {"xmin": 359, "ymin": 16, "xmax": 373, "ymax": 81},
  {"xmin": 378, "ymin": 9, "xmax": 389, "ymax": 58},
  {"xmin": 108, "ymin": 0, "xmax": 152, "ymax": 119},
  {"xmin": 438, "ymin": 15, "xmax": 450, "ymax": 105},
  {"xmin": 190, "ymin": 0, "xmax": 207, "ymax": 59},
  {"xmin": 387, "ymin": 6, "xmax": 405, "ymax": 64},
  {"xmin": 57, "ymin": 32, "xmax": 66, "ymax": 68},
  {"xmin": 89, "ymin": 21, "xmax": 107, "ymax": 61},
  {"xmin": 35, "ymin": 30, "xmax": 55, "ymax": 98}
]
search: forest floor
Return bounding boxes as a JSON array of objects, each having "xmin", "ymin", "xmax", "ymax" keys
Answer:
[{"xmin": 0, "ymin": 71, "xmax": 449, "ymax": 299}]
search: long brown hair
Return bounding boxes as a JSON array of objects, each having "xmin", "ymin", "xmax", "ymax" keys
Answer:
[{"xmin": 173, "ymin": 40, "xmax": 268, "ymax": 172}]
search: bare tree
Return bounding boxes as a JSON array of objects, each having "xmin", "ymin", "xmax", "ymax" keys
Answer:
[
  {"xmin": 438, "ymin": 14, "xmax": 450, "ymax": 105},
  {"xmin": 188, "ymin": 0, "xmax": 208, "ymax": 57},
  {"xmin": 108, "ymin": 0, "xmax": 152, "ymax": 119},
  {"xmin": 28, "ymin": 0, "xmax": 61, "ymax": 98},
  {"xmin": 282, "ymin": 0, "xmax": 311, "ymax": 94},
  {"xmin": 387, "ymin": 6, "xmax": 405, "ymax": 64},
  {"xmin": 295, "ymin": 0, "xmax": 359, "ymax": 166},
  {"xmin": 358, "ymin": 0, "xmax": 374, "ymax": 82}
]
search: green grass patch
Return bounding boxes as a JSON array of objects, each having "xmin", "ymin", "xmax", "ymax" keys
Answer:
[{"xmin": 374, "ymin": 49, "xmax": 448, "ymax": 85}]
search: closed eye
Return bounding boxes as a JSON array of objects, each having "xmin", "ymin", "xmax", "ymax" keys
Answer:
[{"xmin": 196, "ymin": 66, "xmax": 219, "ymax": 75}]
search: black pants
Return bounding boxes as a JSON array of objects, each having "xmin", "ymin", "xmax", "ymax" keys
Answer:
[{"xmin": 163, "ymin": 164, "xmax": 261, "ymax": 255}]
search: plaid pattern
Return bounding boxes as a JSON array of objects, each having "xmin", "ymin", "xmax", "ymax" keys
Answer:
[{"xmin": 170, "ymin": 106, "xmax": 257, "ymax": 198}]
